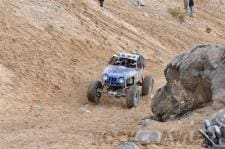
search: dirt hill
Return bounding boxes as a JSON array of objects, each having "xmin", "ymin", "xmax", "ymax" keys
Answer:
[{"xmin": 0, "ymin": 0, "xmax": 225, "ymax": 148}]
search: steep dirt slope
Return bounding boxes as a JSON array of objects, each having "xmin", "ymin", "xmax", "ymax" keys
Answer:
[{"xmin": 0, "ymin": 0, "xmax": 224, "ymax": 148}]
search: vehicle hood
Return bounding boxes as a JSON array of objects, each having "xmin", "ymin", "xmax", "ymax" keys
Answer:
[{"xmin": 102, "ymin": 65, "xmax": 136, "ymax": 78}]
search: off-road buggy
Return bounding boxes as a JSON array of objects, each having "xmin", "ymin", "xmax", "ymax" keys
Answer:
[
  {"xmin": 199, "ymin": 109, "xmax": 225, "ymax": 149},
  {"xmin": 87, "ymin": 53, "xmax": 154, "ymax": 108}
]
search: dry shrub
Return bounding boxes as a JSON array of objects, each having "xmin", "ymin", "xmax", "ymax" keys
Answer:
[
  {"xmin": 169, "ymin": 7, "xmax": 187, "ymax": 23},
  {"xmin": 206, "ymin": 26, "xmax": 212, "ymax": 33}
]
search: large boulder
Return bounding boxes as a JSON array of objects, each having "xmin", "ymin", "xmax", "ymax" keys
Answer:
[{"xmin": 151, "ymin": 44, "xmax": 225, "ymax": 121}]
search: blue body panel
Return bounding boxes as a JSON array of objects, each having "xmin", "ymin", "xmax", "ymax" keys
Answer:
[
  {"xmin": 102, "ymin": 65, "xmax": 136, "ymax": 87},
  {"xmin": 105, "ymin": 77, "xmax": 121, "ymax": 86}
]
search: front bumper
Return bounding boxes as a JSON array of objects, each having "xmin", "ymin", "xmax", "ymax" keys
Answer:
[{"xmin": 98, "ymin": 88, "xmax": 127, "ymax": 97}]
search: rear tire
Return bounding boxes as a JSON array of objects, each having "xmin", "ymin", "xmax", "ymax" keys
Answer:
[
  {"xmin": 87, "ymin": 81, "xmax": 103, "ymax": 104},
  {"xmin": 142, "ymin": 75, "xmax": 154, "ymax": 96},
  {"xmin": 126, "ymin": 86, "xmax": 140, "ymax": 108}
]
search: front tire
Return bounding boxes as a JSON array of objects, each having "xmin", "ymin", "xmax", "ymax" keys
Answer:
[
  {"xmin": 126, "ymin": 86, "xmax": 140, "ymax": 108},
  {"xmin": 142, "ymin": 75, "xmax": 154, "ymax": 96},
  {"xmin": 87, "ymin": 81, "xmax": 103, "ymax": 104}
]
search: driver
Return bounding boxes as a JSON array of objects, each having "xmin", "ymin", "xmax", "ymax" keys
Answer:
[
  {"xmin": 114, "ymin": 58, "xmax": 123, "ymax": 65},
  {"xmin": 127, "ymin": 59, "xmax": 136, "ymax": 68}
]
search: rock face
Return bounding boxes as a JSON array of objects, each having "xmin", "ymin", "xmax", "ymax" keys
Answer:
[{"xmin": 151, "ymin": 44, "xmax": 225, "ymax": 121}]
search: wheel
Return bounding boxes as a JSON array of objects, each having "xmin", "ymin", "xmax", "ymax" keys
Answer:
[
  {"xmin": 87, "ymin": 81, "xmax": 103, "ymax": 104},
  {"xmin": 203, "ymin": 120, "xmax": 211, "ymax": 131},
  {"xmin": 126, "ymin": 86, "xmax": 140, "ymax": 108},
  {"xmin": 142, "ymin": 75, "xmax": 154, "ymax": 96},
  {"xmin": 207, "ymin": 125, "xmax": 221, "ymax": 145},
  {"xmin": 213, "ymin": 125, "xmax": 222, "ymax": 144}
]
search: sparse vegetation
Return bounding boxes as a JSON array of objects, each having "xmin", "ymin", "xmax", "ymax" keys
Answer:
[
  {"xmin": 169, "ymin": 7, "xmax": 187, "ymax": 23},
  {"xmin": 206, "ymin": 26, "xmax": 212, "ymax": 33}
]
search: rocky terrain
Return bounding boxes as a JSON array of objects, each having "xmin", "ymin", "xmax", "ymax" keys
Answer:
[
  {"xmin": 0, "ymin": 0, "xmax": 225, "ymax": 148},
  {"xmin": 152, "ymin": 44, "xmax": 225, "ymax": 122}
]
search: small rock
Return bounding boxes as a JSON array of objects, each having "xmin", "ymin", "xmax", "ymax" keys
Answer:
[
  {"xmin": 190, "ymin": 120, "xmax": 195, "ymax": 125},
  {"xmin": 139, "ymin": 119, "xmax": 153, "ymax": 128},
  {"xmin": 79, "ymin": 107, "xmax": 91, "ymax": 113},
  {"xmin": 134, "ymin": 130, "xmax": 162, "ymax": 145},
  {"xmin": 118, "ymin": 142, "xmax": 139, "ymax": 149},
  {"xmin": 36, "ymin": 105, "xmax": 44, "ymax": 112},
  {"xmin": 143, "ymin": 12, "xmax": 149, "ymax": 17}
]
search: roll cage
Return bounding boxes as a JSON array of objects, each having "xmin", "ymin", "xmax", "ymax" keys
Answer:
[{"xmin": 108, "ymin": 53, "xmax": 145, "ymax": 69}]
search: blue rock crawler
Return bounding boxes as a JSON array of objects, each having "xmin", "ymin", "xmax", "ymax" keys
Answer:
[
  {"xmin": 199, "ymin": 109, "xmax": 225, "ymax": 148},
  {"xmin": 87, "ymin": 53, "xmax": 154, "ymax": 108}
]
